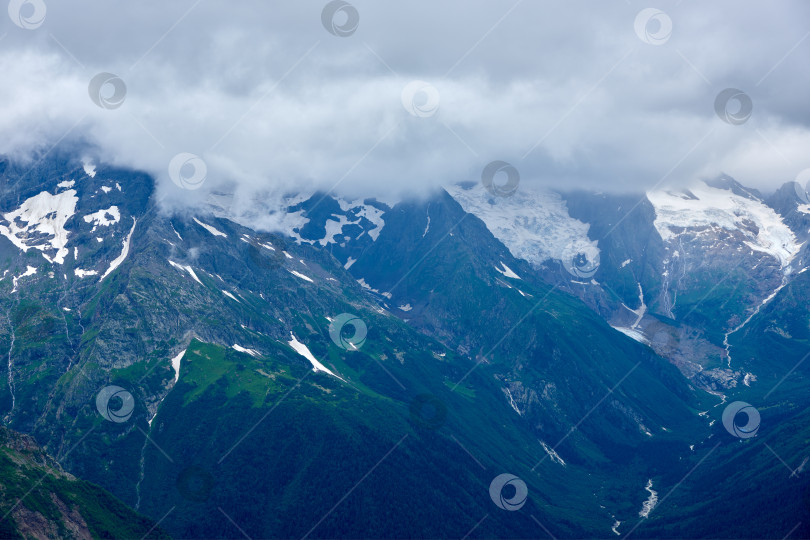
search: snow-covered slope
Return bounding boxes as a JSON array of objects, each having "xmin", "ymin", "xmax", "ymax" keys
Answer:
[
  {"xmin": 207, "ymin": 192, "xmax": 388, "ymax": 249},
  {"xmin": 445, "ymin": 183, "xmax": 596, "ymax": 267},
  {"xmin": 0, "ymin": 162, "xmax": 150, "ymax": 295},
  {"xmin": 335, "ymin": 198, "xmax": 386, "ymax": 242},
  {"xmin": 647, "ymin": 182, "xmax": 800, "ymax": 270},
  {"xmin": 0, "ymin": 189, "xmax": 79, "ymax": 264},
  {"xmin": 289, "ymin": 197, "xmax": 388, "ymax": 246}
]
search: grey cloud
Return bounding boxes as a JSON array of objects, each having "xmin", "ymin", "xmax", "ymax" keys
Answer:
[{"xmin": 1, "ymin": 0, "xmax": 809, "ymax": 201}]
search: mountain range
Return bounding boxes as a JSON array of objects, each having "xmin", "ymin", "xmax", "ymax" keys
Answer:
[{"xmin": 1, "ymin": 152, "xmax": 809, "ymax": 538}]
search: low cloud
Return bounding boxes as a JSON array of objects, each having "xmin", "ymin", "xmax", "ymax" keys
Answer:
[{"xmin": 1, "ymin": 0, "xmax": 809, "ymax": 202}]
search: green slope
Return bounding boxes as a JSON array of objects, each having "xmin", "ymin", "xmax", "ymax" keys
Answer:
[
  {"xmin": 634, "ymin": 267, "xmax": 810, "ymax": 538},
  {"xmin": 0, "ymin": 426, "xmax": 168, "ymax": 539}
]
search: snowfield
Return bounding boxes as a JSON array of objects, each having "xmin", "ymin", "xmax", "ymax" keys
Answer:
[
  {"xmin": 0, "ymin": 190, "xmax": 78, "ymax": 264},
  {"xmin": 647, "ymin": 182, "xmax": 800, "ymax": 268},
  {"xmin": 446, "ymin": 184, "xmax": 596, "ymax": 267},
  {"xmin": 83, "ymin": 206, "xmax": 121, "ymax": 230},
  {"xmin": 338, "ymin": 198, "xmax": 386, "ymax": 241},
  {"xmin": 289, "ymin": 198, "xmax": 388, "ymax": 246}
]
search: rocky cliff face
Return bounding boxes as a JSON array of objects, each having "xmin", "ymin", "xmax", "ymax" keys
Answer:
[{"xmin": 0, "ymin": 426, "xmax": 167, "ymax": 539}]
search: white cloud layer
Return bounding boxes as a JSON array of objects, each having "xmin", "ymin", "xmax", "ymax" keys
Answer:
[{"xmin": 1, "ymin": 0, "xmax": 809, "ymax": 200}]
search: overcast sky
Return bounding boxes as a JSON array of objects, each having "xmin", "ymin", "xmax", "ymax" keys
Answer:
[{"xmin": 1, "ymin": 0, "xmax": 809, "ymax": 201}]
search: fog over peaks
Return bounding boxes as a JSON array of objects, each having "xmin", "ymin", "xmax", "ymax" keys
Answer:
[{"xmin": 1, "ymin": 0, "xmax": 809, "ymax": 202}]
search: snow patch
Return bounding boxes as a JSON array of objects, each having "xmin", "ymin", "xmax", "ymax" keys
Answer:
[
  {"xmin": 282, "ymin": 198, "xmax": 389, "ymax": 247},
  {"xmin": 423, "ymin": 205, "xmax": 431, "ymax": 237},
  {"xmin": 74, "ymin": 269, "xmax": 98, "ymax": 278},
  {"xmin": 638, "ymin": 479, "xmax": 658, "ymax": 518},
  {"xmin": 289, "ymin": 270, "xmax": 314, "ymax": 283},
  {"xmin": 168, "ymin": 260, "xmax": 203, "ymax": 285},
  {"xmin": 612, "ymin": 326, "xmax": 650, "ymax": 345},
  {"xmin": 505, "ymin": 388, "xmax": 522, "ymax": 415},
  {"xmin": 495, "ymin": 262, "xmax": 521, "ymax": 279},
  {"xmin": 193, "ymin": 217, "xmax": 227, "ymax": 238},
  {"xmin": 336, "ymin": 198, "xmax": 386, "ymax": 241},
  {"xmin": 222, "ymin": 290, "xmax": 240, "ymax": 302},
  {"xmin": 356, "ymin": 277, "xmax": 382, "ymax": 294},
  {"xmin": 83, "ymin": 161, "xmax": 96, "ymax": 177},
  {"xmin": 539, "ymin": 440, "xmax": 566, "ymax": 466},
  {"xmin": 320, "ymin": 214, "xmax": 353, "ymax": 246},
  {"xmin": 170, "ymin": 349, "xmax": 185, "ymax": 383},
  {"xmin": 232, "ymin": 344, "xmax": 260, "ymax": 357},
  {"xmin": 101, "ymin": 218, "xmax": 136, "ymax": 280},
  {"xmin": 621, "ymin": 283, "xmax": 647, "ymax": 329},
  {"xmin": 11, "ymin": 266, "xmax": 37, "ymax": 293},
  {"xmin": 0, "ymin": 190, "xmax": 78, "ymax": 264},
  {"xmin": 83, "ymin": 206, "xmax": 120, "ymax": 230},
  {"xmin": 287, "ymin": 333, "xmax": 344, "ymax": 381},
  {"xmin": 724, "ymin": 278, "xmax": 789, "ymax": 367}
]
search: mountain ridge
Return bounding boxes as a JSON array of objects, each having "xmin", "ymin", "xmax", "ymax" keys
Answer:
[{"xmin": 1, "ymin": 153, "xmax": 809, "ymax": 538}]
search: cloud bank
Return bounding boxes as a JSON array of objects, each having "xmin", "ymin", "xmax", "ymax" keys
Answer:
[{"xmin": 1, "ymin": 0, "xmax": 810, "ymax": 202}]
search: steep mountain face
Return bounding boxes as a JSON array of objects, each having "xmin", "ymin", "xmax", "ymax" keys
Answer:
[
  {"xmin": 446, "ymin": 176, "xmax": 805, "ymax": 398},
  {"xmin": 646, "ymin": 179, "xmax": 798, "ymax": 328},
  {"xmin": 554, "ymin": 190, "xmax": 666, "ymax": 327},
  {"xmin": 422, "ymin": 176, "xmax": 810, "ymax": 538},
  {"xmin": 270, "ymin": 188, "xmax": 715, "ymax": 534},
  {"xmin": 0, "ymin": 157, "xmax": 150, "ymax": 278},
  {"xmin": 359, "ymin": 191, "xmax": 718, "ymax": 478},
  {"xmin": 444, "ymin": 183, "xmax": 595, "ymax": 270},
  {"xmin": 767, "ymin": 180, "xmax": 810, "ymax": 270},
  {"xmin": 0, "ymin": 157, "xmax": 543, "ymax": 537},
  {"xmin": 0, "ymin": 153, "xmax": 807, "ymax": 538},
  {"xmin": 248, "ymin": 179, "xmax": 810, "ymax": 537},
  {"xmin": 0, "ymin": 157, "xmax": 151, "ymax": 431},
  {"xmin": 0, "ymin": 426, "xmax": 167, "ymax": 539}
]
